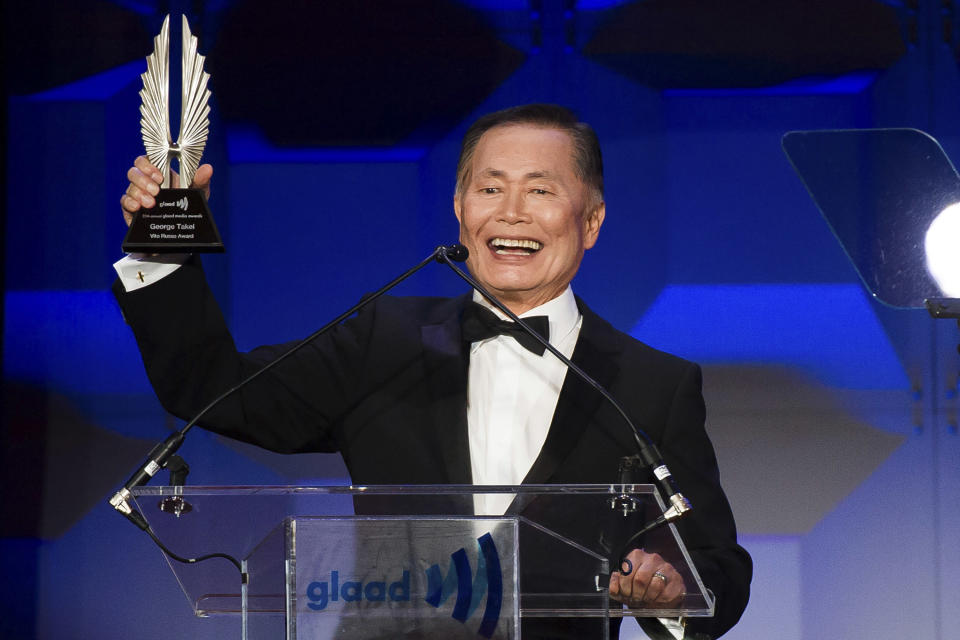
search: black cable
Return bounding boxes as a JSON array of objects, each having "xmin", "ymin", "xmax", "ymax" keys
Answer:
[
  {"xmin": 120, "ymin": 500, "xmax": 247, "ymax": 582},
  {"xmin": 143, "ymin": 523, "xmax": 247, "ymax": 583}
]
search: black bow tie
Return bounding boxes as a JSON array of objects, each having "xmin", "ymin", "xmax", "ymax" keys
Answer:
[{"xmin": 460, "ymin": 302, "xmax": 550, "ymax": 356}]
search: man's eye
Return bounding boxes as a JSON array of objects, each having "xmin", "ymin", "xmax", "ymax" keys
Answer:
[
  {"xmin": 481, "ymin": 187, "xmax": 499, "ymax": 194},
  {"xmin": 531, "ymin": 188, "xmax": 549, "ymax": 195}
]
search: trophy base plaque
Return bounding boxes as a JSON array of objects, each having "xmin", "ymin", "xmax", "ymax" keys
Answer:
[{"xmin": 122, "ymin": 188, "xmax": 224, "ymax": 253}]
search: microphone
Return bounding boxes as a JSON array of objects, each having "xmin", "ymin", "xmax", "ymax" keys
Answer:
[
  {"xmin": 437, "ymin": 243, "xmax": 468, "ymax": 263},
  {"xmin": 436, "ymin": 244, "xmax": 692, "ymax": 528}
]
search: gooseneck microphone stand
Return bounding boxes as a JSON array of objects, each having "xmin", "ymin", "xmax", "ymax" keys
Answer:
[
  {"xmin": 108, "ymin": 245, "xmax": 469, "ymax": 581},
  {"xmin": 434, "ymin": 246, "xmax": 692, "ymax": 573}
]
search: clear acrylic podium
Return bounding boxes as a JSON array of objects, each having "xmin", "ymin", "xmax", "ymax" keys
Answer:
[{"xmin": 130, "ymin": 484, "xmax": 714, "ymax": 639}]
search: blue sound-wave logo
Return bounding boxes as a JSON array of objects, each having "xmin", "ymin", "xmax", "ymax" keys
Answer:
[{"xmin": 424, "ymin": 532, "xmax": 502, "ymax": 638}]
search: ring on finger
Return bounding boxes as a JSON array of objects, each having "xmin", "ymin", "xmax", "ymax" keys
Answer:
[{"xmin": 652, "ymin": 570, "xmax": 668, "ymax": 585}]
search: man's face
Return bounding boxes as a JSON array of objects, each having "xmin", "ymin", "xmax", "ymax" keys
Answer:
[{"xmin": 454, "ymin": 124, "xmax": 604, "ymax": 314}]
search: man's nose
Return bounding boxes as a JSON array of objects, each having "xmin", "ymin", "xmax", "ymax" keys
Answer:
[{"xmin": 497, "ymin": 190, "xmax": 530, "ymax": 223}]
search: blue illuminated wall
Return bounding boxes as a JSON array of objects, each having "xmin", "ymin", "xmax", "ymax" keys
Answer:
[{"xmin": 4, "ymin": 1, "xmax": 960, "ymax": 639}]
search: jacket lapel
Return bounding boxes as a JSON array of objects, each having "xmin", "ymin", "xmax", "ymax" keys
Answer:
[
  {"xmin": 521, "ymin": 299, "xmax": 621, "ymax": 485},
  {"xmin": 420, "ymin": 296, "xmax": 473, "ymax": 485}
]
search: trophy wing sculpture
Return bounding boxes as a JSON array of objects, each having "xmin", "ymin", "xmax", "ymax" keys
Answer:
[
  {"xmin": 140, "ymin": 14, "xmax": 210, "ymax": 189},
  {"xmin": 122, "ymin": 14, "xmax": 222, "ymax": 253}
]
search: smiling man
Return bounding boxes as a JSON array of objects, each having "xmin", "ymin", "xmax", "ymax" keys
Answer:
[
  {"xmin": 454, "ymin": 118, "xmax": 604, "ymax": 314},
  {"xmin": 116, "ymin": 104, "xmax": 750, "ymax": 639}
]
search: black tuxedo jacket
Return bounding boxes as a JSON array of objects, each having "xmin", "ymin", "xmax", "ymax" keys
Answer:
[{"xmin": 114, "ymin": 257, "xmax": 751, "ymax": 638}]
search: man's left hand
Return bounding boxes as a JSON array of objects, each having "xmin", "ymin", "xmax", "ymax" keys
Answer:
[{"xmin": 609, "ymin": 549, "xmax": 686, "ymax": 607}]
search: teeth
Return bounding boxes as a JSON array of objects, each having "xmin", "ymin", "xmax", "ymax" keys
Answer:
[{"xmin": 490, "ymin": 238, "xmax": 543, "ymax": 252}]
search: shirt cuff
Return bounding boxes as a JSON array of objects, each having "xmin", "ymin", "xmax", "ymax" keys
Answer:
[{"xmin": 113, "ymin": 253, "xmax": 189, "ymax": 292}]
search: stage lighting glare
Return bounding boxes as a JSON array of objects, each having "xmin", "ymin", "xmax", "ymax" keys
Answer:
[{"xmin": 925, "ymin": 202, "xmax": 960, "ymax": 297}]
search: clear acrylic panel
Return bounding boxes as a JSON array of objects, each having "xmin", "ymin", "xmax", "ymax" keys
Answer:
[
  {"xmin": 782, "ymin": 128, "xmax": 960, "ymax": 308},
  {"xmin": 131, "ymin": 484, "xmax": 714, "ymax": 639}
]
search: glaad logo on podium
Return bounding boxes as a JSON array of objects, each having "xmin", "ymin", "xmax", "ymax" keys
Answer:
[
  {"xmin": 424, "ymin": 533, "xmax": 503, "ymax": 639},
  {"xmin": 304, "ymin": 532, "xmax": 503, "ymax": 638},
  {"xmin": 306, "ymin": 570, "xmax": 411, "ymax": 610}
]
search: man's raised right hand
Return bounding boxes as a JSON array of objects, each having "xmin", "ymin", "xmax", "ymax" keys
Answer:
[{"xmin": 120, "ymin": 156, "xmax": 213, "ymax": 227}]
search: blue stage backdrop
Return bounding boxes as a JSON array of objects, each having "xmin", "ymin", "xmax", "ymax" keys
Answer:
[{"xmin": 4, "ymin": 1, "xmax": 960, "ymax": 639}]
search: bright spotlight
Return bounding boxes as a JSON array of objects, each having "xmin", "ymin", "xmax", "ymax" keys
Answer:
[{"xmin": 925, "ymin": 202, "xmax": 960, "ymax": 297}]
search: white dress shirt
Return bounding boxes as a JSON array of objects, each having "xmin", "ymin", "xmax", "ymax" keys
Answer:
[{"xmin": 466, "ymin": 287, "xmax": 581, "ymax": 516}]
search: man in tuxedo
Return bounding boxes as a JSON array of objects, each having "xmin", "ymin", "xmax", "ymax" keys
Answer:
[{"xmin": 117, "ymin": 104, "xmax": 751, "ymax": 638}]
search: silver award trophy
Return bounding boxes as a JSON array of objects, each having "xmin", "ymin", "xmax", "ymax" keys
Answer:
[{"xmin": 122, "ymin": 14, "xmax": 224, "ymax": 253}]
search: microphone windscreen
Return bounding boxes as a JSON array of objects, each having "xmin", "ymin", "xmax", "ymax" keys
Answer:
[{"xmin": 446, "ymin": 243, "xmax": 469, "ymax": 262}]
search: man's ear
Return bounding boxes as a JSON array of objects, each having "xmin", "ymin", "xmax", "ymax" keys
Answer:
[
  {"xmin": 454, "ymin": 195, "xmax": 463, "ymax": 224},
  {"xmin": 583, "ymin": 202, "xmax": 605, "ymax": 250}
]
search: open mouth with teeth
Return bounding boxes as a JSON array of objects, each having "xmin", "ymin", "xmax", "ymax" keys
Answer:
[{"xmin": 489, "ymin": 237, "xmax": 543, "ymax": 255}]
